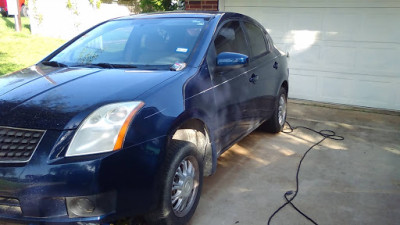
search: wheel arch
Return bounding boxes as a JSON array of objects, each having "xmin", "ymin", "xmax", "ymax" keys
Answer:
[
  {"xmin": 281, "ymin": 80, "xmax": 289, "ymax": 94},
  {"xmin": 168, "ymin": 118, "xmax": 216, "ymax": 177}
]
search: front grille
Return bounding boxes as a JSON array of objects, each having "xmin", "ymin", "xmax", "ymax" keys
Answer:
[
  {"xmin": 0, "ymin": 196, "xmax": 22, "ymax": 217},
  {"xmin": 0, "ymin": 127, "xmax": 45, "ymax": 163}
]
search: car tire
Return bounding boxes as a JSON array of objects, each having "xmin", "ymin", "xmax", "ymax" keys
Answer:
[
  {"xmin": 1, "ymin": 11, "xmax": 7, "ymax": 17},
  {"xmin": 260, "ymin": 87, "xmax": 287, "ymax": 133},
  {"xmin": 145, "ymin": 140, "xmax": 203, "ymax": 225},
  {"xmin": 21, "ymin": 5, "xmax": 28, "ymax": 17}
]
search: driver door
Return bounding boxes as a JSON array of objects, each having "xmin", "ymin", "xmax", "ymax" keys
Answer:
[{"xmin": 207, "ymin": 20, "xmax": 253, "ymax": 153}]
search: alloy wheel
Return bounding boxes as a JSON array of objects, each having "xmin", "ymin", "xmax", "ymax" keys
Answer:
[
  {"xmin": 278, "ymin": 94, "xmax": 287, "ymax": 126},
  {"xmin": 171, "ymin": 156, "xmax": 199, "ymax": 217}
]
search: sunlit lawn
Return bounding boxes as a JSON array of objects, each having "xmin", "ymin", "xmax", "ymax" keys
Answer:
[{"xmin": 0, "ymin": 17, "xmax": 65, "ymax": 75}]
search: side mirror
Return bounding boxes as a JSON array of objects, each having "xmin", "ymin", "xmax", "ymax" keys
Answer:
[{"xmin": 216, "ymin": 52, "xmax": 249, "ymax": 71}]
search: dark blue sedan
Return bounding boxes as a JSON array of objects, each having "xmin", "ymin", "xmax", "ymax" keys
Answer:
[{"xmin": 0, "ymin": 12, "xmax": 288, "ymax": 225}]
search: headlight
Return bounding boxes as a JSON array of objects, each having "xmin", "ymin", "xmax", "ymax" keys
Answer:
[{"xmin": 66, "ymin": 101, "xmax": 144, "ymax": 157}]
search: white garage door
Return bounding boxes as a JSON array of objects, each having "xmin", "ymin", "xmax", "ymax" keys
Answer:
[{"xmin": 220, "ymin": 0, "xmax": 400, "ymax": 111}]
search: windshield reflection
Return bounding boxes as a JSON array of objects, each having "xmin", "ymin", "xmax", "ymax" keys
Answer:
[{"xmin": 50, "ymin": 18, "xmax": 206, "ymax": 70}]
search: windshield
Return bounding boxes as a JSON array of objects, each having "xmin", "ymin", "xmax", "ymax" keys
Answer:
[{"xmin": 49, "ymin": 18, "xmax": 206, "ymax": 69}]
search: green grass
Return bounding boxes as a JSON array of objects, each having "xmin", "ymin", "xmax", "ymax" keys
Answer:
[{"xmin": 0, "ymin": 17, "xmax": 66, "ymax": 75}]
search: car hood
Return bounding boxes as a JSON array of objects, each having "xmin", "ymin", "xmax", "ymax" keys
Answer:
[{"xmin": 0, "ymin": 65, "xmax": 179, "ymax": 130}]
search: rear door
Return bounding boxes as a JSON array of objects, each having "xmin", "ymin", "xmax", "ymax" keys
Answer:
[{"xmin": 242, "ymin": 20, "xmax": 280, "ymax": 121}]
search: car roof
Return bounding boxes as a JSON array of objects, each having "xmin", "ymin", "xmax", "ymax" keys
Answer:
[
  {"xmin": 111, "ymin": 11, "xmax": 263, "ymax": 33},
  {"xmin": 114, "ymin": 11, "xmax": 245, "ymax": 20}
]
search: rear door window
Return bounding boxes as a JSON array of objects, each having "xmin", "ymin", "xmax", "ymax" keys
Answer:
[{"xmin": 243, "ymin": 22, "xmax": 269, "ymax": 58}]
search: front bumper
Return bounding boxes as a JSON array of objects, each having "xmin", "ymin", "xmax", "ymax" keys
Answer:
[{"xmin": 0, "ymin": 129, "xmax": 167, "ymax": 224}]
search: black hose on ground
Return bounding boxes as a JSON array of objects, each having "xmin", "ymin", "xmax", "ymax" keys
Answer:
[{"xmin": 267, "ymin": 121, "xmax": 344, "ymax": 225}]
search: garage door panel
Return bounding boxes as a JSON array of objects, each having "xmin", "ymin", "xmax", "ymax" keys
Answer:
[
  {"xmin": 360, "ymin": 11, "xmax": 400, "ymax": 43},
  {"xmin": 396, "ymin": 87, "xmax": 400, "ymax": 110},
  {"xmin": 289, "ymin": 69, "xmax": 398, "ymax": 108},
  {"xmin": 260, "ymin": 12, "xmax": 290, "ymax": 37},
  {"xmin": 321, "ymin": 46, "xmax": 356, "ymax": 69},
  {"xmin": 290, "ymin": 45, "xmax": 321, "ymax": 66},
  {"xmin": 286, "ymin": 42, "xmax": 399, "ymax": 79},
  {"xmin": 337, "ymin": 80, "xmax": 393, "ymax": 108},
  {"xmin": 352, "ymin": 81, "xmax": 392, "ymax": 103},
  {"xmin": 322, "ymin": 11, "xmax": 361, "ymax": 41},
  {"xmin": 291, "ymin": 68, "xmax": 398, "ymax": 83},
  {"xmin": 318, "ymin": 77, "xmax": 393, "ymax": 107},
  {"xmin": 355, "ymin": 47, "xmax": 400, "ymax": 74},
  {"xmin": 320, "ymin": 77, "xmax": 354, "ymax": 102},
  {"xmin": 289, "ymin": 74, "xmax": 318, "ymax": 99},
  {"xmin": 321, "ymin": 8, "xmax": 400, "ymax": 43},
  {"xmin": 290, "ymin": 12, "xmax": 323, "ymax": 31},
  {"xmin": 296, "ymin": 42, "xmax": 400, "ymax": 78}
]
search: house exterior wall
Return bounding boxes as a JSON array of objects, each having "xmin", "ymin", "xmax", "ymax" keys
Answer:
[{"xmin": 185, "ymin": 0, "xmax": 218, "ymax": 11}]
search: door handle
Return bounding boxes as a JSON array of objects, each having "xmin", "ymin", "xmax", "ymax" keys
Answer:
[
  {"xmin": 249, "ymin": 73, "xmax": 259, "ymax": 84},
  {"xmin": 273, "ymin": 61, "xmax": 279, "ymax": 70}
]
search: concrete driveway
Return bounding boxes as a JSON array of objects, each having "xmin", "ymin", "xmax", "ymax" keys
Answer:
[{"xmin": 189, "ymin": 100, "xmax": 400, "ymax": 225}]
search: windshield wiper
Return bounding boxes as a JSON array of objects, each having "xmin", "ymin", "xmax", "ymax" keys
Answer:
[
  {"xmin": 112, "ymin": 64, "xmax": 138, "ymax": 69},
  {"xmin": 87, "ymin": 63, "xmax": 138, "ymax": 69},
  {"xmin": 71, "ymin": 63, "xmax": 138, "ymax": 69},
  {"xmin": 41, "ymin": 61, "xmax": 68, "ymax": 67},
  {"xmin": 90, "ymin": 63, "xmax": 115, "ymax": 69}
]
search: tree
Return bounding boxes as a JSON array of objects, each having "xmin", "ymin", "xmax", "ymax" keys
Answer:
[{"xmin": 139, "ymin": 0, "xmax": 178, "ymax": 12}]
